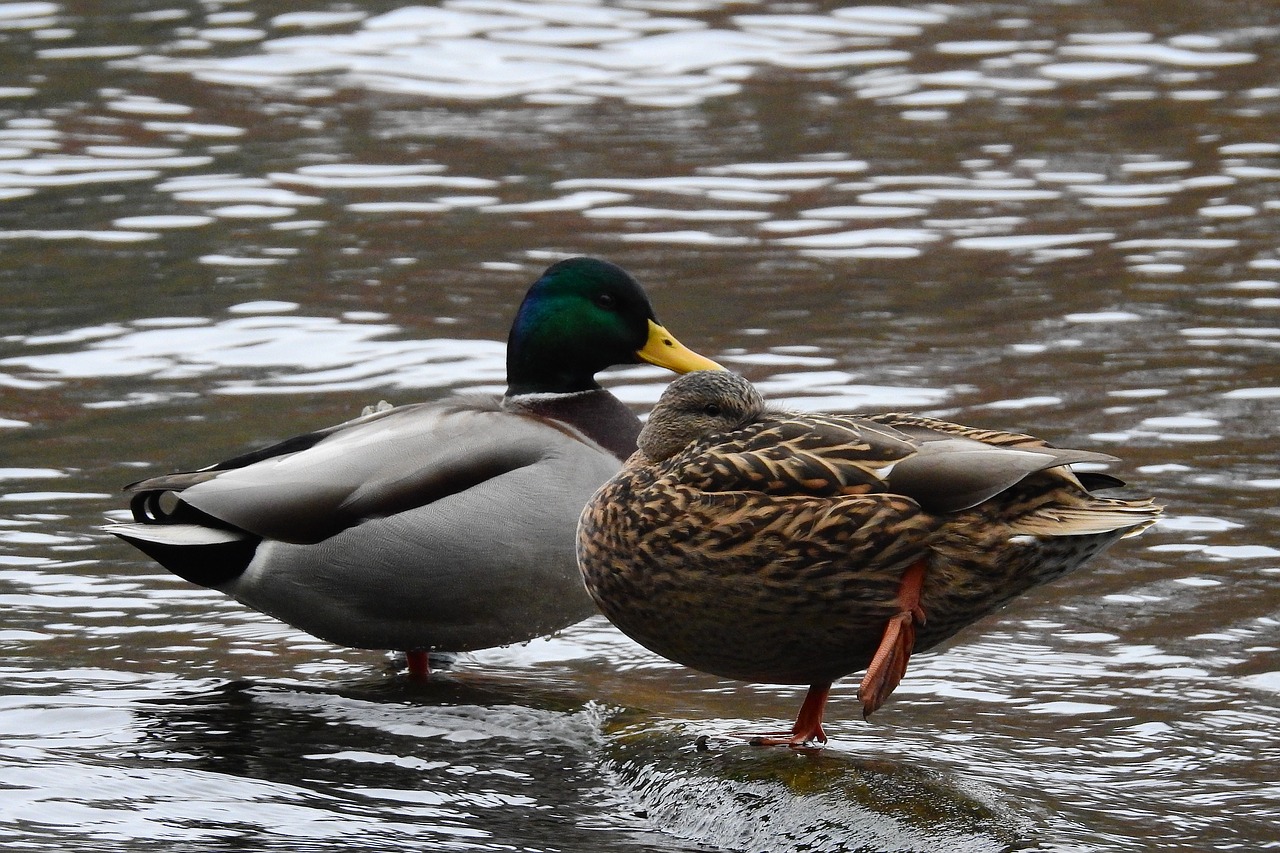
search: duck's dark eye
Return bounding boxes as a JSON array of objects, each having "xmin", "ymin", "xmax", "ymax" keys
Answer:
[
  {"xmin": 703, "ymin": 403, "xmax": 722, "ymax": 417},
  {"xmin": 595, "ymin": 293, "xmax": 617, "ymax": 309}
]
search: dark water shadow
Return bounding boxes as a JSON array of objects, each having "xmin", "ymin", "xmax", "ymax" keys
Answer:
[{"xmin": 119, "ymin": 674, "xmax": 1030, "ymax": 853}]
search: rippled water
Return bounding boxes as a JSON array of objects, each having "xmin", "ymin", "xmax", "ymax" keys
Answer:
[{"xmin": 2, "ymin": 1, "xmax": 1278, "ymax": 851}]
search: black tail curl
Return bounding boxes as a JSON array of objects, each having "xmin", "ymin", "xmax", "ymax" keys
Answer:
[{"xmin": 129, "ymin": 490, "xmax": 240, "ymax": 532}]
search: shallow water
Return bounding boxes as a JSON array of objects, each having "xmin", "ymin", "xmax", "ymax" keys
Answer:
[{"xmin": 2, "ymin": 1, "xmax": 1278, "ymax": 850}]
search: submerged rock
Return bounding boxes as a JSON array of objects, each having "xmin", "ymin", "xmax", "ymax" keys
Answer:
[{"xmin": 601, "ymin": 719, "xmax": 1026, "ymax": 853}]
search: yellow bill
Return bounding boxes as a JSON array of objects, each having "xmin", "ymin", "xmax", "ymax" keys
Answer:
[{"xmin": 637, "ymin": 320, "xmax": 725, "ymax": 374}]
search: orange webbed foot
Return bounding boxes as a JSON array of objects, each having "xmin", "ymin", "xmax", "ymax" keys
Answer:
[
  {"xmin": 858, "ymin": 559, "xmax": 927, "ymax": 718},
  {"xmin": 737, "ymin": 683, "xmax": 831, "ymax": 749}
]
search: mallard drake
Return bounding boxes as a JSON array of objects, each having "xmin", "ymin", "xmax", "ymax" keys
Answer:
[
  {"xmin": 577, "ymin": 371, "xmax": 1161, "ymax": 746},
  {"xmin": 108, "ymin": 258, "xmax": 722, "ymax": 676}
]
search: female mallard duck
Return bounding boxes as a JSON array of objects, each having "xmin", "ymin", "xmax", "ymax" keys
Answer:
[
  {"xmin": 577, "ymin": 371, "xmax": 1161, "ymax": 746},
  {"xmin": 108, "ymin": 258, "xmax": 722, "ymax": 676}
]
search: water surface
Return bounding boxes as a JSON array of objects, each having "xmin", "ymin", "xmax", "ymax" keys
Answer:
[{"xmin": 2, "ymin": 1, "xmax": 1278, "ymax": 850}]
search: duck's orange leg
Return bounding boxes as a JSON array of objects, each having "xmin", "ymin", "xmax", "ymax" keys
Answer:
[
  {"xmin": 858, "ymin": 558, "xmax": 927, "ymax": 719},
  {"xmin": 406, "ymin": 650, "xmax": 430, "ymax": 679},
  {"xmin": 746, "ymin": 683, "xmax": 832, "ymax": 748}
]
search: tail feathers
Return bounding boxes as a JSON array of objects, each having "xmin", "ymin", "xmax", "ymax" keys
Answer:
[
  {"xmin": 107, "ymin": 522, "xmax": 248, "ymax": 547},
  {"xmin": 123, "ymin": 470, "xmax": 223, "ymax": 495},
  {"xmin": 1009, "ymin": 499, "xmax": 1162, "ymax": 538},
  {"xmin": 108, "ymin": 522, "xmax": 258, "ymax": 588}
]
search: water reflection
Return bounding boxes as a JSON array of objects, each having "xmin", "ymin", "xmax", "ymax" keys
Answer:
[
  {"xmin": 4, "ymin": 0, "xmax": 1278, "ymax": 278},
  {"xmin": 2, "ymin": 0, "xmax": 1279, "ymax": 851},
  {"xmin": 0, "ymin": 677, "xmax": 619, "ymax": 851}
]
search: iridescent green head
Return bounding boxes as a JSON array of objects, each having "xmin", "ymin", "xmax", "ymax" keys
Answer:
[{"xmin": 505, "ymin": 257, "xmax": 721, "ymax": 397}]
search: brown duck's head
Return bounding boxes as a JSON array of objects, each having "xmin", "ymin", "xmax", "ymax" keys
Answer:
[{"xmin": 638, "ymin": 370, "xmax": 765, "ymax": 462}]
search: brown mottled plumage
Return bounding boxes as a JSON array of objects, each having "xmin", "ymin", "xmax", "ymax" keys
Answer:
[{"xmin": 576, "ymin": 371, "xmax": 1161, "ymax": 747}]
